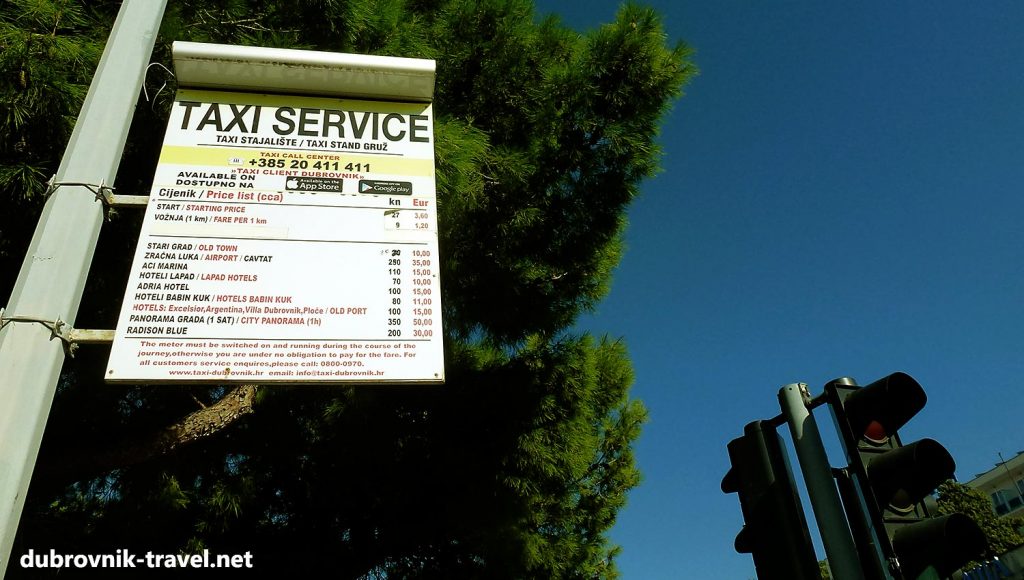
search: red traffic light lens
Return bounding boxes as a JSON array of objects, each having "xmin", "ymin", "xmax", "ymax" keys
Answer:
[{"xmin": 863, "ymin": 420, "xmax": 888, "ymax": 445}]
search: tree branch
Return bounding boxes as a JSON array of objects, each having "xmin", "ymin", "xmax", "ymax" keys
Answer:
[{"xmin": 36, "ymin": 385, "xmax": 258, "ymax": 490}]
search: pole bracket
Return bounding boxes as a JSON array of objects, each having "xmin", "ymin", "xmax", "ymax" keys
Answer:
[
  {"xmin": 0, "ymin": 307, "xmax": 115, "ymax": 358},
  {"xmin": 44, "ymin": 175, "xmax": 149, "ymax": 221}
]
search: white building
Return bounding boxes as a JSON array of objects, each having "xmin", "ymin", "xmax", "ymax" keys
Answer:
[{"xmin": 969, "ymin": 451, "xmax": 1024, "ymax": 519}]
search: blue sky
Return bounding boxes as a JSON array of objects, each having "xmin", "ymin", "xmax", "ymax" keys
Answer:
[{"xmin": 534, "ymin": 2, "xmax": 1024, "ymax": 578}]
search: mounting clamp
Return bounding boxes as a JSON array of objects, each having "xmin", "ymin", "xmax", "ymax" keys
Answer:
[
  {"xmin": 0, "ymin": 307, "xmax": 114, "ymax": 358},
  {"xmin": 44, "ymin": 175, "xmax": 149, "ymax": 221}
]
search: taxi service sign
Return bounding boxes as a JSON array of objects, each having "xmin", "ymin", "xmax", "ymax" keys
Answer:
[{"xmin": 106, "ymin": 45, "xmax": 443, "ymax": 384}]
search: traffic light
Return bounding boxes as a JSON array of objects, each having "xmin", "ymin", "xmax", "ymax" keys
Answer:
[
  {"xmin": 826, "ymin": 373, "xmax": 986, "ymax": 580},
  {"xmin": 722, "ymin": 420, "xmax": 821, "ymax": 579}
]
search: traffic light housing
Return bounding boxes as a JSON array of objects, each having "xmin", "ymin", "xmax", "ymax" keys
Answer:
[
  {"xmin": 826, "ymin": 373, "xmax": 986, "ymax": 579},
  {"xmin": 722, "ymin": 420, "xmax": 821, "ymax": 579}
]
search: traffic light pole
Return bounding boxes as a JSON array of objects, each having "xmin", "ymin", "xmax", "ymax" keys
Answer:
[
  {"xmin": 780, "ymin": 383, "xmax": 865, "ymax": 580},
  {"xmin": 0, "ymin": 1, "xmax": 167, "ymax": 576}
]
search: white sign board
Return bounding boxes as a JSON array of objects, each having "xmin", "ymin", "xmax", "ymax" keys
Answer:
[{"xmin": 106, "ymin": 89, "xmax": 443, "ymax": 383}]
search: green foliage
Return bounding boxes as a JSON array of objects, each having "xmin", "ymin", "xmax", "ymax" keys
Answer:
[
  {"xmin": 4, "ymin": 0, "xmax": 694, "ymax": 577},
  {"xmin": 936, "ymin": 480, "xmax": 1024, "ymax": 566},
  {"xmin": 434, "ymin": 1, "xmax": 694, "ymax": 343},
  {"xmin": 0, "ymin": 0, "xmax": 115, "ymax": 290}
]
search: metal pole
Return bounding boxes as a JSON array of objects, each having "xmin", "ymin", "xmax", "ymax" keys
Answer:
[
  {"xmin": 779, "ymin": 383, "xmax": 864, "ymax": 580},
  {"xmin": 0, "ymin": 1, "xmax": 167, "ymax": 575}
]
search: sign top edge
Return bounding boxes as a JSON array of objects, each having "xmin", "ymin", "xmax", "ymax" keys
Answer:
[{"xmin": 171, "ymin": 41, "xmax": 436, "ymax": 102}]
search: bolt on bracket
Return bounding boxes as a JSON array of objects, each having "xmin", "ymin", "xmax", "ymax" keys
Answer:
[
  {"xmin": 0, "ymin": 307, "xmax": 114, "ymax": 358},
  {"xmin": 44, "ymin": 175, "xmax": 149, "ymax": 221}
]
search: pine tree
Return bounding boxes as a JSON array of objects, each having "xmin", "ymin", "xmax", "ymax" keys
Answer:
[
  {"xmin": 4, "ymin": 1, "xmax": 694, "ymax": 577},
  {"xmin": 0, "ymin": 0, "xmax": 116, "ymax": 296}
]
